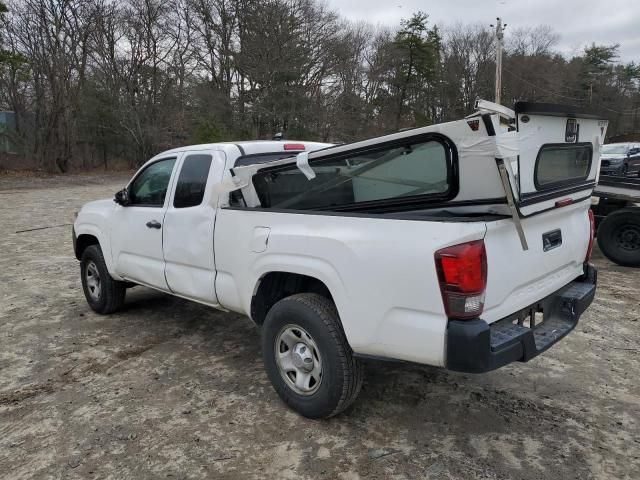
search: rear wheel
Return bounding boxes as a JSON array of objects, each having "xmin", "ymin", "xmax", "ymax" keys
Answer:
[
  {"xmin": 80, "ymin": 245, "xmax": 126, "ymax": 314},
  {"xmin": 261, "ymin": 293, "xmax": 363, "ymax": 419},
  {"xmin": 597, "ymin": 208, "xmax": 640, "ymax": 267}
]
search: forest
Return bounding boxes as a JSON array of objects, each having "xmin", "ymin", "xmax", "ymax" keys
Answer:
[{"xmin": 0, "ymin": 0, "xmax": 639, "ymax": 171}]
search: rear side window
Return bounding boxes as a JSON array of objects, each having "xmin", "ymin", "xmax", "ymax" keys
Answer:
[
  {"xmin": 535, "ymin": 143, "xmax": 593, "ymax": 190},
  {"xmin": 252, "ymin": 139, "xmax": 452, "ymax": 210},
  {"xmin": 174, "ymin": 154, "xmax": 213, "ymax": 208}
]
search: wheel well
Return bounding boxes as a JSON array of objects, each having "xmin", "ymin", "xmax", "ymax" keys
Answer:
[
  {"xmin": 75, "ymin": 234, "xmax": 99, "ymax": 260},
  {"xmin": 251, "ymin": 272, "xmax": 334, "ymax": 325}
]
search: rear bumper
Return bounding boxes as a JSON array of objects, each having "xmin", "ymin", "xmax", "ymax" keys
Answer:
[{"xmin": 446, "ymin": 264, "xmax": 597, "ymax": 373}]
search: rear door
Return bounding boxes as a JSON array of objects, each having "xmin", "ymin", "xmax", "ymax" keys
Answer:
[{"xmin": 162, "ymin": 150, "xmax": 226, "ymax": 304}]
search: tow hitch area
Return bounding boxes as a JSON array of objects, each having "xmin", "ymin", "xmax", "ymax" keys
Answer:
[{"xmin": 446, "ymin": 265, "xmax": 597, "ymax": 373}]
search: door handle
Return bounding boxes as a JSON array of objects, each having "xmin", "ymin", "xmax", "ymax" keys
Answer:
[
  {"xmin": 542, "ymin": 229, "xmax": 562, "ymax": 251},
  {"xmin": 146, "ymin": 220, "xmax": 162, "ymax": 229}
]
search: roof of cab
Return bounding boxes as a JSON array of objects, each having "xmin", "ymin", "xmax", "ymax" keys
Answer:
[{"xmin": 152, "ymin": 140, "xmax": 333, "ymax": 159}]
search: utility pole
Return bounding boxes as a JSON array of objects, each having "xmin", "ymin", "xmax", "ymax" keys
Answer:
[{"xmin": 491, "ymin": 17, "xmax": 506, "ymax": 105}]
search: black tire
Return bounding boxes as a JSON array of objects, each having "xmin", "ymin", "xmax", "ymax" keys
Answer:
[
  {"xmin": 80, "ymin": 244, "xmax": 126, "ymax": 314},
  {"xmin": 597, "ymin": 208, "xmax": 640, "ymax": 267},
  {"xmin": 262, "ymin": 293, "xmax": 363, "ymax": 419}
]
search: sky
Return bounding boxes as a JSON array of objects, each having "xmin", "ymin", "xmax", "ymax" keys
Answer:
[{"xmin": 325, "ymin": 0, "xmax": 640, "ymax": 62}]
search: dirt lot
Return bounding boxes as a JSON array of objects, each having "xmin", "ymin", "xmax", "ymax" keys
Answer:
[{"xmin": 0, "ymin": 173, "xmax": 639, "ymax": 480}]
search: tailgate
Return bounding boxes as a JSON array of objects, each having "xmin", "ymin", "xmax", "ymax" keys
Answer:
[{"xmin": 482, "ymin": 200, "xmax": 591, "ymax": 323}]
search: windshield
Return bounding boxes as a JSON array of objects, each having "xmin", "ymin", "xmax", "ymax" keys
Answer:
[{"xmin": 601, "ymin": 145, "xmax": 628, "ymax": 155}]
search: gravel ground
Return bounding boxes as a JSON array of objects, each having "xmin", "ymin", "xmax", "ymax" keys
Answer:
[{"xmin": 0, "ymin": 173, "xmax": 639, "ymax": 480}]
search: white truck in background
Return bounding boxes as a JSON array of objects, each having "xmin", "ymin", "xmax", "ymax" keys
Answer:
[{"xmin": 73, "ymin": 101, "xmax": 606, "ymax": 418}]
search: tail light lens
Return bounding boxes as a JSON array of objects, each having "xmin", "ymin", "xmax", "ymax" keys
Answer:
[
  {"xmin": 435, "ymin": 240, "xmax": 487, "ymax": 320},
  {"xmin": 284, "ymin": 143, "xmax": 305, "ymax": 151},
  {"xmin": 586, "ymin": 209, "xmax": 595, "ymax": 262}
]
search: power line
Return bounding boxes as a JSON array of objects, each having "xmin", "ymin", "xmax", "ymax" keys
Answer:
[
  {"xmin": 502, "ymin": 67, "xmax": 584, "ymax": 101},
  {"xmin": 502, "ymin": 66, "xmax": 640, "ymax": 115}
]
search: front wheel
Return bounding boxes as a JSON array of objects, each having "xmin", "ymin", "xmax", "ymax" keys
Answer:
[
  {"xmin": 597, "ymin": 209, "xmax": 640, "ymax": 267},
  {"xmin": 261, "ymin": 293, "xmax": 363, "ymax": 419},
  {"xmin": 80, "ymin": 245, "xmax": 126, "ymax": 314}
]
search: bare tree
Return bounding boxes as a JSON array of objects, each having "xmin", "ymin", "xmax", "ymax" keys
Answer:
[
  {"xmin": 4, "ymin": 0, "xmax": 93, "ymax": 171},
  {"xmin": 1, "ymin": 1, "xmax": 638, "ymax": 171},
  {"xmin": 508, "ymin": 25, "xmax": 559, "ymax": 56},
  {"xmin": 441, "ymin": 23, "xmax": 494, "ymax": 119}
]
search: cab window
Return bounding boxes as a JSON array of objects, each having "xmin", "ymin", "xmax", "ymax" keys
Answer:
[
  {"xmin": 129, "ymin": 158, "xmax": 176, "ymax": 206},
  {"xmin": 173, "ymin": 154, "xmax": 213, "ymax": 208}
]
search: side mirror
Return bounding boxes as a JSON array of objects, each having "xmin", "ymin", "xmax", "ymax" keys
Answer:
[{"xmin": 114, "ymin": 188, "xmax": 130, "ymax": 206}]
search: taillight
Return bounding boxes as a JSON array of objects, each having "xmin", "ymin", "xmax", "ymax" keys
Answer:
[
  {"xmin": 435, "ymin": 240, "xmax": 487, "ymax": 320},
  {"xmin": 555, "ymin": 198, "xmax": 574, "ymax": 208},
  {"xmin": 586, "ymin": 209, "xmax": 595, "ymax": 262},
  {"xmin": 284, "ymin": 143, "xmax": 305, "ymax": 151}
]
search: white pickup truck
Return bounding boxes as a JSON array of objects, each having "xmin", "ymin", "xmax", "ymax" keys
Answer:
[{"xmin": 73, "ymin": 101, "xmax": 606, "ymax": 418}]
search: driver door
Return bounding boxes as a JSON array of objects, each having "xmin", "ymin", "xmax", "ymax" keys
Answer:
[{"xmin": 110, "ymin": 156, "xmax": 179, "ymax": 290}]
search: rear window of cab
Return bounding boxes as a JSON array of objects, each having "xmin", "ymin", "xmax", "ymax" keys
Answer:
[{"xmin": 534, "ymin": 143, "xmax": 593, "ymax": 190}]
